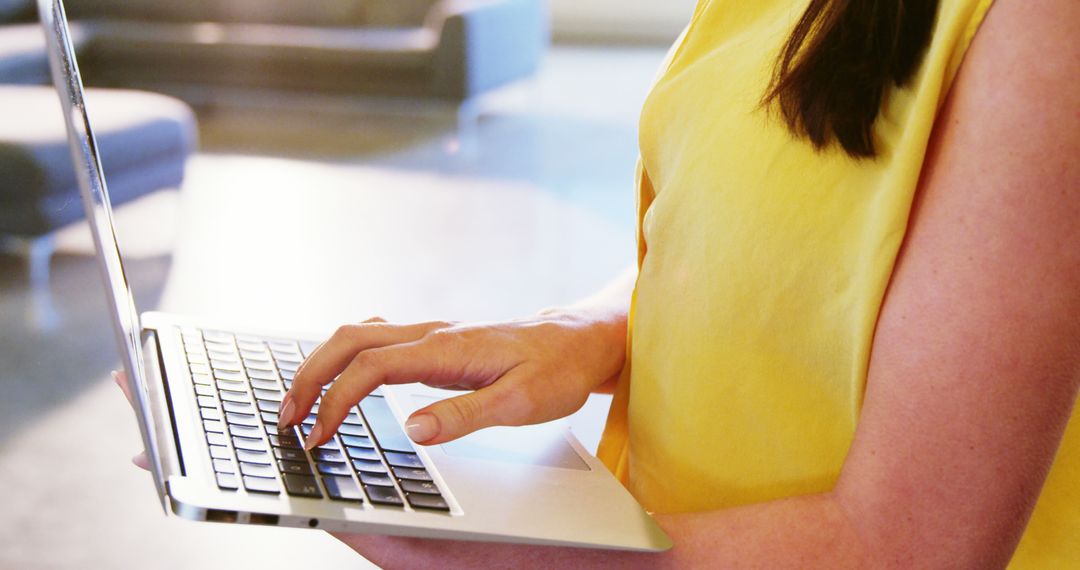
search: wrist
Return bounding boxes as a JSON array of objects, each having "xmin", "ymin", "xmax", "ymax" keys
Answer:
[{"xmin": 536, "ymin": 306, "xmax": 628, "ymax": 391}]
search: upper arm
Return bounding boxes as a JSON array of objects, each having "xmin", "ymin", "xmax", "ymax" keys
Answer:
[{"xmin": 834, "ymin": 0, "xmax": 1080, "ymax": 566}]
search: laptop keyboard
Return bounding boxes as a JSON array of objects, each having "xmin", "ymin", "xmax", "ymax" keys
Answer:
[{"xmin": 181, "ymin": 328, "xmax": 450, "ymax": 512}]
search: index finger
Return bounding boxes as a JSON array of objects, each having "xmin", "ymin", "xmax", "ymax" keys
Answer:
[{"xmin": 280, "ymin": 321, "xmax": 447, "ymax": 428}]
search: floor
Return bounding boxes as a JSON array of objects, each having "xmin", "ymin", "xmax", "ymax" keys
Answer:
[{"xmin": 0, "ymin": 45, "xmax": 667, "ymax": 569}]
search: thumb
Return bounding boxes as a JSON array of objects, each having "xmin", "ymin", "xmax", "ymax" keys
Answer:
[{"xmin": 404, "ymin": 380, "xmax": 527, "ymax": 445}]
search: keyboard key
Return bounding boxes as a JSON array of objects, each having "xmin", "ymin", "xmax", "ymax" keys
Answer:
[
  {"xmin": 212, "ymin": 458, "xmax": 235, "ymax": 474},
  {"xmin": 341, "ymin": 434, "xmax": 373, "ymax": 448},
  {"xmin": 399, "ymin": 479, "xmax": 441, "ymax": 495},
  {"xmin": 211, "ymin": 362, "xmax": 243, "ymax": 374},
  {"xmin": 273, "ymin": 355, "xmax": 302, "ymax": 367},
  {"xmin": 200, "ymin": 407, "xmax": 223, "ymax": 421},
  {"xmin": 359, "ymin": 397, "xmax": 414, "ymax": 452},
  {"xmin": 204, "ymin": 340, "xmax": 234, "ymax": 353},
  {"xmin": 322, "ymin": 475, "xmax": 364, "ymax": 502},
  {"xmin": 316, "ymin": 462, "xmax": 352, "ymax": 476},
  {"xmin": 197, "ymin": 396, "xmax": 217, "ymax": 408},
  {"xmin": 216, "ymin": 473, "xmax": 239, "ymax": 491},
  {"xmin": 206, "ymin": 432, "xmax": 229, "ymax": 447},
  {"xmin": 209, "ymin": 444, "xmax": 231, "ymax": 460},
  {"xmin": 232, "ymin": 437, "xmax": 268, "ymax": 452},
  {"xmin": 225, "ymin": 412, "xmax": 260, "ymax": 427},
  {"xmin": 392, "ymin": 467, "xmax": 432, "ymax": 482},
  {"xmin": 219, "ymin": 390, "xmax": 252, "ymax": 404},
  {"xmin": 311, "ymin": 449, "xmax": 346, "ymax": 463},
  {"xmin": 249, "ymin": 378, "xmax": 279, "ymax": 391},
  {"xmin": 364, "ymin": 484, "xmax": 404, "ymax": 506},
  {"xmin": 205, "ymin": 347, "xmax": 237, "ymax": 360},
  {"xmin": 236, "ymin": 341, "xmax": 265, "ymax": 353},
  {"xmin": 203, "ymin": 420, "xmax": 225, "ymax": 434},
  {"xmin": 195, "ymin": 384, "xmax": 215, "ymax": 397},
  {"xmin": 406, "ymin": 493, "xmax": 449, "ymax": 511},
  {"xmin": 242, "ymin": 476, "xmax": 280, "ymax": 495},
  {"xmin": 216, "ymin": 378, "xmax": 246, "ymax": 391},
  {"xmin": 222, "ymin": 400, "xmax": 255, "ymax": 414},
  {"xmin": 190, "ymin": 363, "xmax": 211, "ymax": 376},
  {"xmin": 358, "ymin": 472, "xmax": 394, "ymax": 486},
  {"xmin": 342, "ymin": 412, "xmax": 364, "ymax": 426},
  {"xmin": 269, "ymin": 434, "xmax": 302, "ymax": 448},
  {"xmin": 236, "ymin": 449, "xmax": 271, "ymax": 465},
  {"xmin": 257, "ymin": 400, "xmax": 281, "ymax": 413},
  {"xmin": 351, "ymin": 458, "xmax": 388, "ymax": 473},
  {"xmin": 214, "ymin": 369, "xmax": 245, "ymax": 382},
  {"xmin": 280, "ymin": 369, "xmax": 296, "ymax": 381},
  {"xmin": 338, "ymin": 423, "xmax": 369, "ymax": 437},
  {"xmin": 253, "ymin": 388, "xmax": 282, "ymax": 402},
  {"xmin": 283, "ymin": 474, "xmax": 322, "ymax": 498},
  {"xmin": 346, "ymin": 447, "xmax": 381, "ymax": 462},
  {"xmin": 202, "ymin": 330, "xmax": 235, "ymax": 343},
  {"xmin": 240, "ymin": 462, "xmax": 277, "ymax": 478},
  {"xmin": 229, "ymin": 424, "xmax": 263, "ymax": 439},
  {"xmin": 191, "ymin": 373, "xmax": 213, "ymax": 386},
  {"xmin": 268, "ymin": 340, "xmax": 300, "ymax": 352},
  {"xmin": 278, "ymin": 460, "xmax": 314, "ymax": 475},
  {"xmin": 261, "ymin": 412, "xmax": 279, "ymax": 424},
  {"xmin": 317, "ymin": 439, "xmax": 341, "ymax": 451},
  {"xmin": 274, "ymin": 447, "xmax": 307, "ymax": 462},
  {"xmin": 383, "ymin": 452, "xmax": 424, "ymax": 469},
  {"xmin": 245, "ymin": 360, "xmax": 275, "ymax": 373},
  {"xmin": 247, "ymin": 369, "xmax": 278, "ymax": 381}
]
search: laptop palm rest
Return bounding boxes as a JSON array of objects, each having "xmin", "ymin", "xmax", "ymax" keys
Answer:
[{"xmin": 410, "ymin": 395, "xmax": 590, "ymax": 471}]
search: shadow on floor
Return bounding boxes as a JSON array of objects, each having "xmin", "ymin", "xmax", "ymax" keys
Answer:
[{"xmin": 0, "ymin": 251, "xmax": 171, "ymax": 445}]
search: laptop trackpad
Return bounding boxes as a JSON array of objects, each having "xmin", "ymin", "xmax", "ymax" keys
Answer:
[{"xmin": 411, "ymin": 396, "xmax": 589, "ymax": 471}]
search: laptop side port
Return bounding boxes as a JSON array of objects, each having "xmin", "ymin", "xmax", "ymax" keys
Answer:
[
  {"xmin": 249, "ymin": 513, "xmax": 280, "ymax": 526},
  {"xmin": 205, "ymin": 509, "xmax": 238, "ymax": 523}
]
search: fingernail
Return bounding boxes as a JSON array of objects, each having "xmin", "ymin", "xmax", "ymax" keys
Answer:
[
  {"xmin": 405, "ymin": 414, "xmax": 438, "ymax": 443},
  {"xmin": 277, "ymin": 396, "xmax": 295, "ymax": 430},
  {"xmin": 304, "ymin": 422, "xmax": 324, "ymax": 451}
]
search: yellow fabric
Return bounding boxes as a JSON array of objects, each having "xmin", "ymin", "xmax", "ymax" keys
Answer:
[{"xmin": 596, "ymin": 0, "xmax": 1079, "ymax": 566}]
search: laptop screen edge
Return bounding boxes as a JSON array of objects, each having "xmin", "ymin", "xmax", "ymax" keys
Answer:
[{"xmin": 35, "ymin": 0, "xmax": 169, "ymax": 513}]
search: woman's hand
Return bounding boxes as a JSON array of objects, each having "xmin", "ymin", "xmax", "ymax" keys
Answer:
[
  {"xmin": 112, "ymin": 370, "xmax": 152, "ymax": 470},
  {"xmin": 281, "ymin": 308, "xmax": 628, "ymax": 450}
]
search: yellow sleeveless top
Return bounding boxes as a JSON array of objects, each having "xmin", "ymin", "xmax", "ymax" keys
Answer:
[{"xmin": 596, "ymin": 0, "xmax": 1080, "ymax": 566}]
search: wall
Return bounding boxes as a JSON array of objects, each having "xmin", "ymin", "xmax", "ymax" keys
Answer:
[{"xmin": 548, "ymin": 0, "xmax": 697, "ymax": 44}]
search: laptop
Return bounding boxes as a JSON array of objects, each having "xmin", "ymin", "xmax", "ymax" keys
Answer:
[{"xmin": 36, "ymin": 0, "xmax": 671, "ymax": 552}]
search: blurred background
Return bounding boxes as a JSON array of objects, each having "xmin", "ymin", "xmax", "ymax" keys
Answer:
[{"xmin": 0, "ymin": 0, "xmax": 693, "ymax": 567}]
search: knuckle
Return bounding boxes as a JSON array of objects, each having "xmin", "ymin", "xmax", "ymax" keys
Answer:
[
  {"xmin": 503, "ymin": 389, "xmax": 539, "ymax": 425},
  {"xmin": 350, "ymin": 349, "xmax": 382, "ymax": 372},
  {"xmin": 443, "ymin": 395, "xmax": 483, "ymax": 429},
  {"xmin": 332, "ymin": 324, "xmax": 360, "ymax": 342},
  {"xmin": 424, "ymin": 328, "xmax": 457, "ymax": 349},
  {"xmin": 318, "ymin": 388, "xmax": 348, "ymax": 417}
]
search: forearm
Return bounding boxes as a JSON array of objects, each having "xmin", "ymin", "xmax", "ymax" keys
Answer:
[{"xmin": 338, "ymin": 491, "xmax": 868, "ymax": 569}]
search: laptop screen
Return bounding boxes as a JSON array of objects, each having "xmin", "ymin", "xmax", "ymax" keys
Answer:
[{"xmin": 36, "ymin": 0, "xmax": 167, "ymax": 509}]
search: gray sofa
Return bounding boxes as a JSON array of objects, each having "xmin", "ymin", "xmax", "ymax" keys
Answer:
[{"xmin": 1, "ymin": 0, "xmax": 548, "ymax": 101}]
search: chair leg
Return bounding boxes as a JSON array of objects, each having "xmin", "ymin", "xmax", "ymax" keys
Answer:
[
  {"xmin": 453, "ymin": 98, "xmax": 481, "ymax": 159},
  {"xmin": 2, "ymin": 234, "xmax": 60, "ymax": 331}
]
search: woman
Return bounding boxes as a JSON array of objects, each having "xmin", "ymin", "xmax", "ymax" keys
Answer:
[{"xmin": 129, "ymin": 0, "xmax": 1080, "ymax": 565}]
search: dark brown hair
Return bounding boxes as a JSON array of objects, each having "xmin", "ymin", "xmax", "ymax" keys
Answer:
[{"xmin": 765, "ymin": 0, "xmax": 940, "ymax": 158}]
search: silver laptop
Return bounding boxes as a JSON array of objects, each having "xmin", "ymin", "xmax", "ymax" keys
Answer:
[{"xmin": 37, "ymin": 0, "xmax": 670, "ymax": 551}]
